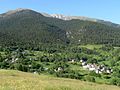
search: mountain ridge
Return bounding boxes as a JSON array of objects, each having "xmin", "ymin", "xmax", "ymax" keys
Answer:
[
  {"xmin": 41, "ymin": 13, "xmax": 120, "ymax": 28},
  {"xmin": 0, "ymin": 8, "xmax": 119, "ymax": 27}
]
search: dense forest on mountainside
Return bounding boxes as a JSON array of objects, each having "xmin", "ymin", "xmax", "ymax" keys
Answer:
[
  {"xmin": 0, "ymin": 10, "xmax": 69, "ymax": 47},
  {"xmin": 40, "ymin": 16, "xmax": 120, "ymax": 45},
  {"xmin": 0, "ymin": 9, "xmax": 120, "ymax": 48}
]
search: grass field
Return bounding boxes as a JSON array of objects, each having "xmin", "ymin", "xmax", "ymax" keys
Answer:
[{"xmin": 0, "ymin": 70, "xmax": 120, "ymax": 90}]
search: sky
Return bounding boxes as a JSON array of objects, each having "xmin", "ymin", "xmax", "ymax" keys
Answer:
[{"xmin": 0, "ymin": 0, "xmax": 120, "ymax": 24}]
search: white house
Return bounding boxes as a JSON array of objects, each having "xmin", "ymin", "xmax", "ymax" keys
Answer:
[
  {"xmin": 57, "ymin": 67, "xmax": 63, "ymax": 72},
  {"xmin": 89, "ymin": 67, "xmax": 96, "ymax": 71},
  {"xmin": 80, "ymin": 59, "xmax": 113, "ymax": 74},
  {"xmin": 82, "ymin": 62, "xmax": 87, "ymax": 66},
  {"xmin": 83, "ymin": 65, "xmax": 88, "ymax": 69},
  {"xmin": 71, "ymin": 59, "xmax": 75, "ymax": 63},
  {"xmin": 95, "ymin": 69, "xmax": 102, "ymax": 74},
  {"xmin": 33, "ymin": 71, "xmax": 37, "ymax": 74}
]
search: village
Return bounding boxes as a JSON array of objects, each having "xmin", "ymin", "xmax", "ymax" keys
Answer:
[
  {"xmin": 74, "ymin": 59, "xmax": 113, "ymax": 74},
  {"xmin": 6, "ymin": 50, "xmax": 113, "ymax": 75},
  {"xmin": 9, "ymin": 51, "xmax": 113, "ymax": 75},
  {"xmin": 1, "ymin": 46, "xmax": 120, "ymax": 87},
  {"xmin": 55, "ymin": 59, "xmax": 113, "ymax": 74}
]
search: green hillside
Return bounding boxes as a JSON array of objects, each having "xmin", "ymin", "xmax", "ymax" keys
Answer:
[{"xmin": 0, "ymin": 70, "xmax": 120, "ymax": 90}]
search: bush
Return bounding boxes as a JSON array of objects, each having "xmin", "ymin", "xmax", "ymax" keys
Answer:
[
  {"xmin": 110, "ymin": 78, "xmax": 120, "ymax": 86},
  {"xmin": 84, "ymin": 75, "xmax": 96, "ymax": 82},
  {"xmin": 103, "ymin": 75, "xmax": 111, "ymax": 79},
  {"xmin": 14, "ymin": 64, "xmax": 28, "ymax": 72}
]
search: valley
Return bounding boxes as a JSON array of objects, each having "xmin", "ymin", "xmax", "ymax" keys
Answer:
[{"xmin": 0, "ymin": 44, "xmax": 120, "ymax": 87}]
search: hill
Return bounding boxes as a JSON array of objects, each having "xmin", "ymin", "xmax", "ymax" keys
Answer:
[{"xmin": 0, "ymin": 69, "xmax": 120, "ymax": 90}]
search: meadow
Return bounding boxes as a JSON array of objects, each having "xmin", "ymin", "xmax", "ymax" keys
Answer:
[{"xmin": 0, "ymin": 70, "xmax": 120, "ymax": 90}]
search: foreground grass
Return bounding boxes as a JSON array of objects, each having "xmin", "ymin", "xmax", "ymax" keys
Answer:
[
  {"xmin": 0, "ymin": 70, "xmax": 120, "ymax": 90},
  {"xmin": 80, "ymin": 44, "xmax": 103, "ymax": 50}
]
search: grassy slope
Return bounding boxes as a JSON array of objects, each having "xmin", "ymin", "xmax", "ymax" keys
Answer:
[{"xmin": 0, "ymin": 70, "xmax": 120, "ymax": 90}]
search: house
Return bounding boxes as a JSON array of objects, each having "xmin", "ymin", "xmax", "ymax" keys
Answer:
[
  {"xmin": 5, "ymin": 58, "xmax": 8, "ymax": 61},
  {"xmin": 80, "ymin": 59, "xmax": 87, "ymax": 63},
  {"xmin": 28, "ymin": 65, "xmax": 32, "ymax": 67},
  {"xmin": 83, "ymin": 65, "xmax": 88, "ymax": 69},
  {"xmin": 80, "ymin": 59, "xmax": 83, "ymax": 63},
  {"xmin": 89, "ymin": 67, "xmax": 96, "ymax": 71},
  {"xmin": 106, "ymin": 69, "xmax": 112, "ymax": 74},
  {"xmin": 100, "ymin": 67, "xmax": 105, "ymax": 72},
  {"xmin": 15, "ymin": 58, "xmax": 18, "ymax": 61},
  {"xmin": 82, "ymin": 62, "xmax": 86, "ymax": 66},
  {"xmin": 11, "ymin": 57, "xmax": 19, "ymax": 63},
  {"xmin": 57, "ymin": 67, "xmax": 63, "ymax": 71},
  {"xmin": 80, "ymin": 58, "xmax": 113, "ymax": 74},
  {"xmin": 71, "ymin": 59, "xmax": 75, "ymax": 63},
  {"xmin": 87, "ymin": 64, "xmax": 97, "ymax": 71},
  {"xmin": 33, "ymin": 71, "xmax": 37, "ymax": 74},
  {"xmin": 44, "ymin": 67, "xmax": 48, "ymax": 70},
  {"xmin": 54, "ymin": 67, "xmax": 63, "ymax": 72},
  {"xmin": 106, "ymin": 70, "xmax": 111, "ymax": 74},
  {"xmin": 54, "ymin": 69, "xmax": 57, "ymax": 72},
  {"xmin": 95, "ymin": 69, "xmax": 102, "ymax": 74}
]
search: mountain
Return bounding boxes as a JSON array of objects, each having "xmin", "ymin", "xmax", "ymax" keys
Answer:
[
  {"xmin": 41, "ymin": 13, "xmax": 120, "ymax": 28},
  {"xmin": 0, "ymin": 8, "xmax": 120, "ymax": 47},
  {"xmin": 0, "ymin": 9, "xmax": 69, "ymax": 47},
  {"xmin": 41, "ymin": 12, "xmax": 120, "ymax": 46},
  {"xmin": 42, "ymin": 13, "xmax": 98, "ymax": 21}
]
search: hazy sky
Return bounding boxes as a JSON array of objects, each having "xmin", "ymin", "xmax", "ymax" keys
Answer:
[{"xmin": 0, "ymin": 0, "xmax": 120, "ymax": 24}]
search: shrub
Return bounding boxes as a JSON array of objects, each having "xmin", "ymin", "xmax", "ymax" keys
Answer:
[
  {"xmin": 110, "ymin": 78, "xmax": 120, "ymax": 86},
  {"xmin": 84, "ymin": 75, "xmax": 96, "ymax": 82}
]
